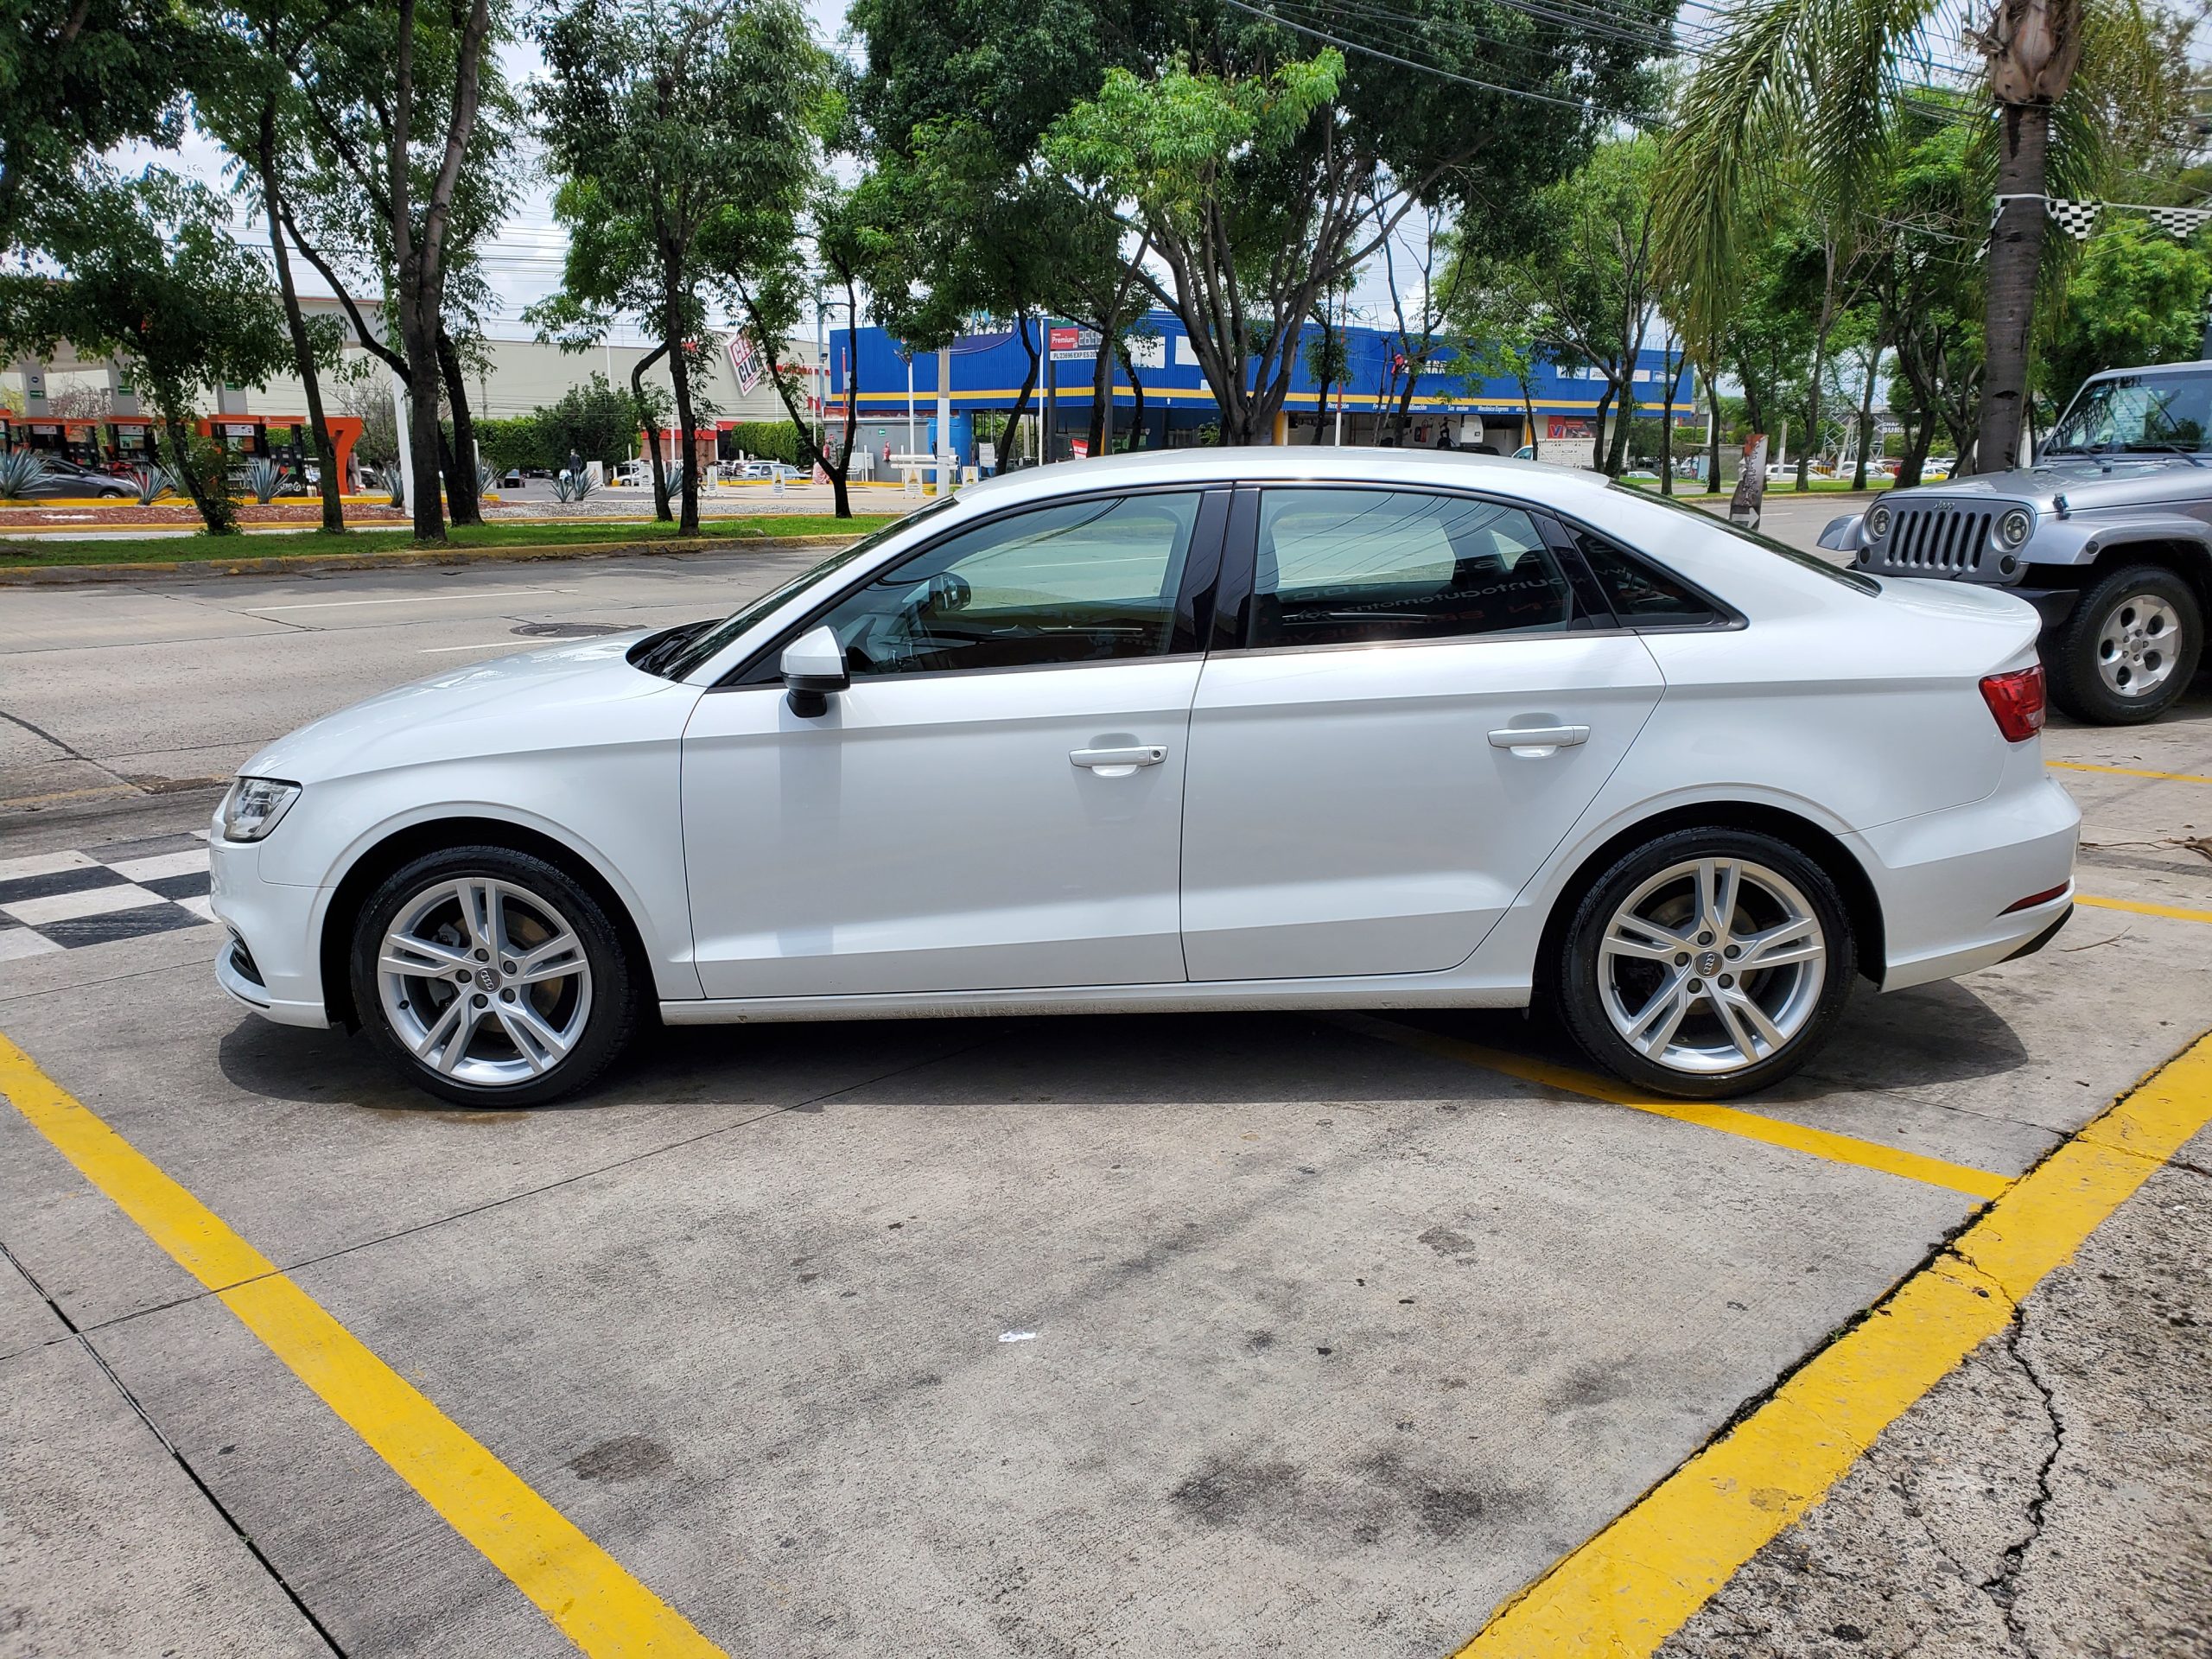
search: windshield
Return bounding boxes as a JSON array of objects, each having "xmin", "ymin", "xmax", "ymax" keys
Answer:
[
  {"xmin": 2046, "ymin": 371, "xmax": 2212, "ymax": 455},
  {"xmin": 632, "ymin": 499, "xmax": 959, "ymax": 681},
  {"xmin": 1613, "ymin": 483, "xmax": 1880, "ymax": 594}
]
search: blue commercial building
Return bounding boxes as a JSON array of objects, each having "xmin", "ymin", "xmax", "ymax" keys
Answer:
[{"xmin": 825, "ymin": 309, "xmax": 1698, "ymax": 470}]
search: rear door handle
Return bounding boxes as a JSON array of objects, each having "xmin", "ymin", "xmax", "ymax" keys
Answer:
[
  {"xmin": 1488, "ymin": 725, "xmax": 1590, "ymax": 756},
  {"xmin": 1071, "ymin": 745, "xmax": 1167, "ymax": 777}
]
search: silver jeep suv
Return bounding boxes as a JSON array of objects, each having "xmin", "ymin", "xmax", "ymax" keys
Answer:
[{"xmin": 1821, "ymin": 360, "xmax": 2212, "ymax": 722}]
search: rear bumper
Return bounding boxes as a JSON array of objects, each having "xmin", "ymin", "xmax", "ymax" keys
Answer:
[{"xmin": 1847, "ymin": 766, "xmax": 2082, "ymax": 992}]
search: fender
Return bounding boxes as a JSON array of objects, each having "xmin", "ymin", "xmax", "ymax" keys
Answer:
[{"xmin": 2029, "ymin": 512, "xmax": 2212, "ymax": 570}]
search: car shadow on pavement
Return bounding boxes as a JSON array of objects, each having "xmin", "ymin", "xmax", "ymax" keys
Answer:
[{"xmin": 214, "ymin": 981, "xmax": 2031, "ymax": 1122}]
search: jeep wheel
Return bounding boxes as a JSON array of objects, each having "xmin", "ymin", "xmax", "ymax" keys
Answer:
[{"xmin": 2047, "ymin": 564, "xmax": 2202, "ymax": 724}]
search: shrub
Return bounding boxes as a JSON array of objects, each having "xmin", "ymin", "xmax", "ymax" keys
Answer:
[
  {"xmin": 0, "ymin": 449, "xmax": 52, "ymax": 499},
  {"xmin": 727, "ymin": 420, "xmax": 802, "ymax": 467},
  {"xmin": 243, "ymin": 456, "xmax": 290, "ymax": 503},
  {"xmin": 130, "ymin": 465, "xmax": 174, "ymax": 505}
]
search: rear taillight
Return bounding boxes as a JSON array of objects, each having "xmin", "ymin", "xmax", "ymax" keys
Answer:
[{"xmin": 1980, "ymin": 664, "xmax": 2046, "ymax": 742}]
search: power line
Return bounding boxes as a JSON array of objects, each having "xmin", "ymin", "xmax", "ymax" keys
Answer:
[{"xmin": 1217, "ymin": 0, "xmax": 1601, "ymax": 111}]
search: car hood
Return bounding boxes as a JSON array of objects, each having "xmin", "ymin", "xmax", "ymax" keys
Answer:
[
  {"xmin": 1890, "ymin": 454, "xmax": 2209, "ymax": 512},
  {"xmin": 238, "ymin": 632, "xmax": 698, "ymax": 785}
]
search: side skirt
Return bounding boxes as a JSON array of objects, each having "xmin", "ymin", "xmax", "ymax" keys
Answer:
[{"xmin": 659, "ymin": 976, "xmax": 1533, "ymax": 1026}]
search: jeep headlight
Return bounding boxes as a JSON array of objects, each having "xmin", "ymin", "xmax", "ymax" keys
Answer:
[
  {"xmin": 1866, "ymin": 504, "xmax": 1891, "ymax": 540},
  {"xmin": 220, "ymin": 777, "xmax": 300, "ymax": 842},
  {"xmin": 1998, "ymin": 507, "xmax": 2033, "ymax": 548}
]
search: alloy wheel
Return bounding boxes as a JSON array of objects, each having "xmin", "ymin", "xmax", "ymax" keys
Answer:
[
  {"xmin": 1596, "ymin": 856, "xmax": 1827, "ymax": 1077},
  {"xmin": 376, "ymin": 877, "xmax": 594, "ymax": 1087},
  {"xmin": 2094, "ymin": 593, "xmax": 2181, "ymax": 701}
]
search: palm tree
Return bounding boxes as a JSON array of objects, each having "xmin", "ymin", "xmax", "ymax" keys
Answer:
[{"xmin": 1657, "ymin": 0, "xmax": 2165, "ymax": 474}]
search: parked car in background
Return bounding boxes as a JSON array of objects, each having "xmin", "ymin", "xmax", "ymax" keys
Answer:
[
  {"xmin": 211, "ymin": 448, "xmax": 2077, "ymax": 1109},
  {"xmin": 611, "ymin": 459, "xmax": 653, "ymax": 488},
  {"xmin": 7, "ymin": 456, "xmax": 136, "ymax": 499},
  {"xmin": 1820, "ymin": 359, "xmax": 2212, "ymax": 722}
]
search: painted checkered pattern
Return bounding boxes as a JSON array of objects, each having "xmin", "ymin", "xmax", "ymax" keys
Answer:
[{"xmin": 0, "ymin": 833, "xmax": 215, "ymax": 960}]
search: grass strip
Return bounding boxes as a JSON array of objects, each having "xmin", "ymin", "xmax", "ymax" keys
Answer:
[{"xmin": 0, "ymin": 514, "xmax": 899, "ymax": 569}]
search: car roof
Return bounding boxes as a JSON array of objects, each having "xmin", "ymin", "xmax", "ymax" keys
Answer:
[
  {"xmin": 2085, "ymin": 359, "xmax": 2212, "ymax": 380},
  {"xmin": 955, "ymin": 446, "xmax": 1618, "ymax": 513}
]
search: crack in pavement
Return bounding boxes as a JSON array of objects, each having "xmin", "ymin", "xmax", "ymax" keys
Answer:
[{"xmin": 1978, "ymin": 1307, "xmax": 2064, "ymax": 1659}]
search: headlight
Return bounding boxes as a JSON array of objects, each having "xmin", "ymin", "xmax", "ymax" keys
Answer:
[
  {"xmin": 1998, "ymin": 508, "xmax": 2033, "ymax": 548},
  {"xmin": 220, "ymin": 777, "xmax": 300, "ymax": 842},
  {"xmin": 1866, "ymin": 504, "xmax": 1891, "ymax": 540}
]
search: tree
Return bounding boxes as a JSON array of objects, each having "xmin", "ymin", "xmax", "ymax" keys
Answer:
[
  {"xmin": 0, "ymin": 0, "xmax": 195, "ymax": 263},
  {"xmin": 27, "ymin": 177, "xmax": 289, "ymax": 533},
  {"xmin": 1657, "ymin": 0, "xmax": 2167, "ymax": 474},
  {"xmin": 1451, "ymin": 138, "xmax": 1662, "ymax": 474},
  {"xmin": 1034, "ymin": 3, "xmax": 1662, "ymax": 445},
  {"xmin": 535, "ymin": 0, "xmax": 821, "ymax": 537},
  {"xmin": 1379, "ymin": 206, "xmax": 1474, "ymax": 445},
  {"xmin": 2040, "ymin": 216, "xmax": 2212, "ymax": 414},
  {"xmin": 193, "ymin": 0, "xmax": 362, "ymax": 532},
  {"xmin": 284, "ymin": 0, "xmax": 496, "ymax": 540},
  {"xmin": 728, "ymin": 185, "xmax": 869, "ymax": 518}
]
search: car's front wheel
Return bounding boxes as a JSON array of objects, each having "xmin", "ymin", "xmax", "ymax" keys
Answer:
[
  {"xmin": 350, "ymin": 846, "xmax": 637, "ymax": 1106},
  {"xmin": 2046, "ymin": 563, "xmax": 2202, "ymax": 725},
  {"xmin": 1554, "ymin": 829, "xmax": 1856, "ymax": 1100}
]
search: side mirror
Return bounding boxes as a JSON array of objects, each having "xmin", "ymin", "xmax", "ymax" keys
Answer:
[{"xmin": 781, "ymin": 624, "xmax": 849, "ymax": 718}]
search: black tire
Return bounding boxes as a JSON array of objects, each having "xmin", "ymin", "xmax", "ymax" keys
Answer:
[
  {"xmin": 1553, "ymin": 827, "xmax": 1857, "ymax": 1101},
  {"xmin": 2045, "ymin": 563, "xmax": 2202, "ymax": 725},
  {"xmin": 349, "ymin": 845, "xmax": 638, "ymax": 1107}
]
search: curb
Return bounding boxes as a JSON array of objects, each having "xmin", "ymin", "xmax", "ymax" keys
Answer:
[{"xmin": 0, "ymin": 532, "xmax": 863, "ymax": 586}]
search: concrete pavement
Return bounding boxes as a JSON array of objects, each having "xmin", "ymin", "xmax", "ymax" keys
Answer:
[{"xmin": 3, "ymin": 497, "xmax": 2209, "ymax": 1657}]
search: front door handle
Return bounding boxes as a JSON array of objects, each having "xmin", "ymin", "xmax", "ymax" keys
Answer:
[
  {"xmin": 1071, "ymin": 745, "xmax": 1167, "ymax": 777},
  {"xmin": 1488, "ymin": 724, "xmax": 1590, "ymax": 757}
]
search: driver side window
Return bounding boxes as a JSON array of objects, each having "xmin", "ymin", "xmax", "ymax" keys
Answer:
[{"xmin": 813, "ymin": 493, "xmax": 1203, "ymax": 677}]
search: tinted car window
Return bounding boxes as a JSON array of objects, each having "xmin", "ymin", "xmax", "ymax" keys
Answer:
[
  {"xmin": 1249, "ymin": 489, "xmax": 1575, "ymax": 647},
  {"xmin": 816, "ymin": 493, "xmax": 1201, "ymax": 677},
  {"xmin": 1567, "ymin": 528, "xmax": 1720, "ymax": 624}
]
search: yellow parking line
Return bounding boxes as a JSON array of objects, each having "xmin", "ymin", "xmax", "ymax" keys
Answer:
[
  {"xmin": 2050, "ymin": 760, "xmax": 2212, "ymax": 785},
  {"xmin": 0, "ymin": 1032, "xmax": 728, "ymax": 1659},
  {"xmin": 1452, "ymin": 1027, "xmax": 2212, "ymax": 1657},
  {"xmin": 2078, "ymin": 893, "xmax": 2212, "ymax": 925},
  {"xmin": 1329, "ymin": 1014, "xmax": 2010, "ymax": 1200}
]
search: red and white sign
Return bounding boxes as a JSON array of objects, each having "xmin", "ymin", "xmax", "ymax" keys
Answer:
[
  {"xmin": 1070, "ymin": 439, "xmax": 1089, "ymax": 459},
  {"xmin": 1047, "ymin": 325, "xmax": 1082, "ymax": 353},
  {"xmin": 726, "ymin": 332, "xmax": 766, "ymax": 396}
]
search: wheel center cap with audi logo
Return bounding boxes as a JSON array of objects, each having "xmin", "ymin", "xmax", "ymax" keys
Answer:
[
  {"xmin": 476, "ymin": 966, "xmax": 501, "ymax": 992},
  {"xmin": 1696, "ymin": 950, "xmax": 1722, "ymax": 976}
]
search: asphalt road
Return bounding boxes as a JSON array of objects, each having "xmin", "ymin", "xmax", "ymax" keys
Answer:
[{"xmin": 2, "ymin": 510, "xmax": 2209, "ymax": 1657}]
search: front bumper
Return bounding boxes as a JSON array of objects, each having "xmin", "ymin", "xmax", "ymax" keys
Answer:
[{"xmin": 207, "ymin": 827, "xmax": 334, "ymax": 1028}]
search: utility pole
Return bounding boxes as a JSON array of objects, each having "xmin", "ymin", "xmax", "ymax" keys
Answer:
[{"xmin": 937, "ymin": 340, "xmax": 953, "ymax": 492}]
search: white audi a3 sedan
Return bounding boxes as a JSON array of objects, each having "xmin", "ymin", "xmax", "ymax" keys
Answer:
[{"xmin": 209, "ymin": 448, "xmax": 2081, "ymax": 1107}]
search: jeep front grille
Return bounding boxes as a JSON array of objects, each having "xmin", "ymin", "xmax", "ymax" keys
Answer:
[{"xmin": 1875, "ymin": 505, "xmax": 1992, "ymax": 574}]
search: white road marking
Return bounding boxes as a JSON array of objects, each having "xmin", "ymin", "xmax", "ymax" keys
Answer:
[
  {"xmin": 0, "ymin": 850, "xmax": 97, "ymax": 883},
  {"xmin": 419, "ymin": 642, "xmax": 526, "ymax": 654},
  {"xmin": 3, "ymin": 883, "xmax": 165, "ymax": 926},
  {"xmin": 242, "ymin": 588, "xmax": 563, "ymax": 613}
]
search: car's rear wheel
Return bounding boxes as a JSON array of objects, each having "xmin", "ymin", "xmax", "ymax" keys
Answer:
[
  {"xmin": 350, "ymin": 846, "xmax": 636, "ymax": 1106},
  {"xmin": 2046, "ymin": 563, "xmax": 2202, "ymax": 725},
  {"xmin": 1554, "ymin": 829, "xmax": 1856, "ymax": 1100}
]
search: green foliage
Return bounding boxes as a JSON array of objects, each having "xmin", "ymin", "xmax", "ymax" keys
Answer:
[
  {"xmin": 532, "ymin": 372, "xmax": 636, "ymax": 470},
  {"xmin": 475, "ymin": 416, "xmax": 554, "ymax": 473},
  {"xmin": 20, "ymin": 175, "xmax": 287, "ymax": 534},
  {"xmin": 727, "ymin": 421, "xmax": 803, "ymax": 467},
  {"xmin": 0, "ymin": 0, "xmax": 197, "ymax": 269},
  {"xmin": 2042, "ymin": 219, "xmax": 2212, "ymax": 414},
  {"xmin": 166, "ymin": 426, "xmax": 238, "ymax": 534}
]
